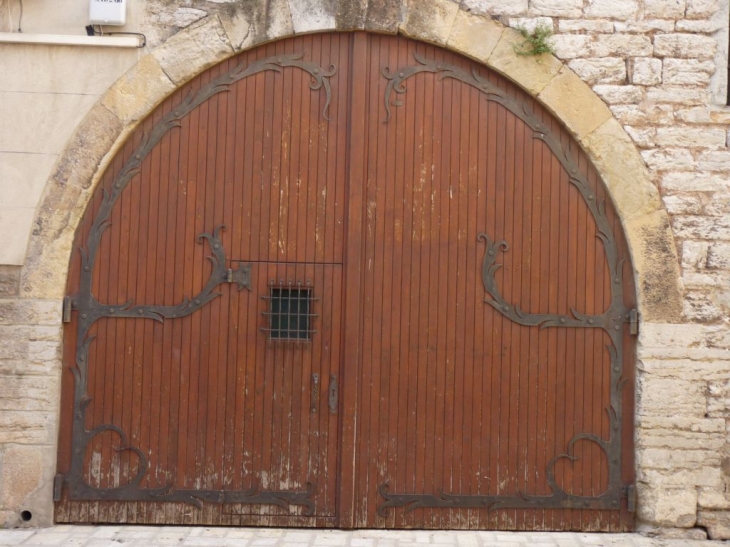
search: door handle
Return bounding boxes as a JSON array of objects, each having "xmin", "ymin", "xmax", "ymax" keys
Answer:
[
  {"xmin": 311, "ymin": 373, "xmax": 319, "ymax": 413},
  {"xmin": 328, "ymin": 375, "xmax": 338, "ymax": 414}
]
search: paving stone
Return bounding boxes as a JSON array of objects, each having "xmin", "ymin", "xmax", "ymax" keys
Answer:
[
  {"xmin": 0, "ymin": 529, "xmax": 34, "ymax": 545},
  {"xmin": 431, "ymin": 532, "xmax": 457, "ymax": 543},
  {"xmin": 495, "ymin": 535, "xmax": 529, "ymax": 543},
  {"xmin": 155, "ymin": 531, "xmax": 199, "ymax": 544},
  {"xmin": 181, "ymin": 538, "xmax": 238, "ymax": 546},
  {"xmin": 19, "ymin": 533, "xmax": 72, "ymax": 545},
  {"xmin": 228, "ymin": 530, "xmax": 256, "ymax": 538},
  {"xmin": 90, "ymin": 525, "xmax": 124, "ymax": 538},
  {"xmin": 313, "ymin": 534, "xmax": 349, "ymax": 545},
  {"xmin": 251, "ymin": 539, "xmax": 279, "ymax": 546},
  {"xmin": 257, "ymin": 529, "xmax": 285, "ymax": 537},
  {"xmin": 83, "ymin": 541, "xmax": 125, "ymax": 547},
  {"xmin": 52, "ymin": 536, "xmax": 87, "ymax": 546},
  {"xmin": 2, "ymin": 527, "xmax": 730, "ymax": 547},
  {"xmin": 284, "ymin": 531, "xmax": 311, "ymax": 538},
  {"xmin": 185, "ymin": 529, "xmax": 221, "ymax": 539},
  {"xmin": 127, "ymin": 529, "xmax": 160, "ymax": 538}
]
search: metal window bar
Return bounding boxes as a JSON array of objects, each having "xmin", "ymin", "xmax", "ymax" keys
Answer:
[{"xmin": 260, "ymin": 283, "xmax": 316, "ymax": 341}]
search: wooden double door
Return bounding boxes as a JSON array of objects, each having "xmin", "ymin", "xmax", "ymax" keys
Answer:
[{"xmin": 56, "ymin": 33, "xmax": 636, "ymax": 530}]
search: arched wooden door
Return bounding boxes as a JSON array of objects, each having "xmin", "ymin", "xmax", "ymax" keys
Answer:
[{"xmin": 55, "ymin": 33, "xmax": 637, "ymax": 531}]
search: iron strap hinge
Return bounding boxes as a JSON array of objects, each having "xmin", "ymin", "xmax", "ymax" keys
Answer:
[
  {"xmin": 626, "ymin": 484, "xmax": 636, "ymax": 512},
  {"xmin": 62, "ymin": 297, "xmax": 74, "ymax": 323},
  {"xmin": 627, "ymin": 308, "xmax": 639, "ymax": 336}
]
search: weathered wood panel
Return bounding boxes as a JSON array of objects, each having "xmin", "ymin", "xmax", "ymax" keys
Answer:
[
  {"xmin": 347, "ymin": 35, "xmax": 635, "ymax": 531},
  {"xmin": 57, "ymin": 32, "xmax": 635, "ymax": 531},
  {"xmin": 56, "ymin": 33, "xmax": 349, "ymax": 525}
]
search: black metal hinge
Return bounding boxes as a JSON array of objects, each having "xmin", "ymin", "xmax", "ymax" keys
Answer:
[
  {"xmin": 53, "ymin": 474, "xmax": 65, "ymax": 501},
  {"xmin": 627, "ymin": 309, "xmax": 639, "ymax": 336},
  {"xmin": 626, "ymin": 484, "xmax": 636, "ymax": 512},
  {"xmin": 62, "ymin": 297, "xmax": 73, "ymax": 323},
  {"xmin": 226, "ymin": 263, "xmax": 253, "ymax": 291}
]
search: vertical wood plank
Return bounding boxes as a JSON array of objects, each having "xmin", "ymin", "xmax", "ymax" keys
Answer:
[{"xmin": 339, "ymin": 31, "xmax": 368, "ymax": 529}]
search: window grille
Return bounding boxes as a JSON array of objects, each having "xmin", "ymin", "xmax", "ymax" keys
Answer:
[{"xmin": 261, "ymin": 285, "xmax": 317, "ymax": 341}]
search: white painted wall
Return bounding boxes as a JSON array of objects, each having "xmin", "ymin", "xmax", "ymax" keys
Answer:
[{"xmin": 0, "ymin": 0, "xmax": 142, "ymax": 265}]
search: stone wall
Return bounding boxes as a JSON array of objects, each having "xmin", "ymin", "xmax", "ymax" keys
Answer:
[
  {"xmin": 0, "ymin": 298, "xmax": 62, "ymax": 527},
  {"xmin": 638, "ymin": 323, "xmax": 730, "ymax": 539},
  {"xmin": 0, "ymin": 0, "xmax": 728, "ymax": 538}
]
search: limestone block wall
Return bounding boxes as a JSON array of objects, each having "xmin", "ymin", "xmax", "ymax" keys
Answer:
[
  {"xmin": 0, "ymin": 0, "xmax": 728, "ymax": 539},
  {"xmin": 0, "ymin": 300, "xmax": 61, "ymax": 528}
]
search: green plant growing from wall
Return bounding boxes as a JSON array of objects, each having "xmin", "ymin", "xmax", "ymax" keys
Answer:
[{"xmin": 513, "ymin": 23, "xmax": 556, "ymax": 56}]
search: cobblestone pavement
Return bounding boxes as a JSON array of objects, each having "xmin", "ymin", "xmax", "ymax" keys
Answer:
[{"xmin": 0, "ymin": 527, "xmax": 727, "ymax": 547}]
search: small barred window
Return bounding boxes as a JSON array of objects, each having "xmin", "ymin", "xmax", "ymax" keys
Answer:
[{"xmin": 264, "ymin": 287, "xmax": 315, "ymax": 341}]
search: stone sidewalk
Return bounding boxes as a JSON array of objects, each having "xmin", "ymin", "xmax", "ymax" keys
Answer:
[{"xmin": 0, "ymin": 527, "xmax": 727, "ymax": 547}]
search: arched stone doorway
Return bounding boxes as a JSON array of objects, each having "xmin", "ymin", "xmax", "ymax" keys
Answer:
[
  {"xmin": 54, "ymin": 31, "xmax": 641, "ymax": 530},
  {"xmin": 17, "ymin": 0, "xmax": 685, "ymax": 532}
]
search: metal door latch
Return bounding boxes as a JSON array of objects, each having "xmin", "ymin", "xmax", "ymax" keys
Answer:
[
  {"xmin": 311, "ymin": 373, "xmax": 319, "ymax": 413},
  {"xmin": 328, "ymin": 375, "xmax": 338, "ymax": 414}
]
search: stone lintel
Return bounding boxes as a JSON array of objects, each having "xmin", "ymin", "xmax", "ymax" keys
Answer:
[
  {"xmin": 152, "ymin": 15, "xmax": 234, "ymax": 87},
  {"xmin": 100, "ymin": 53, "xmax": 176, "ymax": 126},
  {"xmin": 399, "ymin": 0, "xmax": 459, "ymax": 46},
  {"xmin": 538, "ymin": 65, "xmax": 613, "ymax": 136},
  {"xmin": 487, "ymin": 27, "xmax": 563, "ymax": 96},
  {"xmin": 366, "ymin": 0, "xmax": 404, "ymax": 33},
  {"xmin": 446, "ymin": 11, "xmax": 504, "ymax": 64}
]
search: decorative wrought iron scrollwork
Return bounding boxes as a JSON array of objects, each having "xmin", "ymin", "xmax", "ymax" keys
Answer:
[
  {"xmin": 378, "ymin": 52, "xmax": 634, "ymax": 516},
  {"xmin": 478, "ymin": 234, "xmax": 625, "ymax": 333},
  {"xmin": 56, "ymin": 51, "xmax": 334, "ymax": 513}
]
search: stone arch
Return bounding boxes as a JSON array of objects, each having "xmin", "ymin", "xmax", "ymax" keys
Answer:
[{"xmin": 20, "ymin": 1, "xmax": 683, "ymax": 324}]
